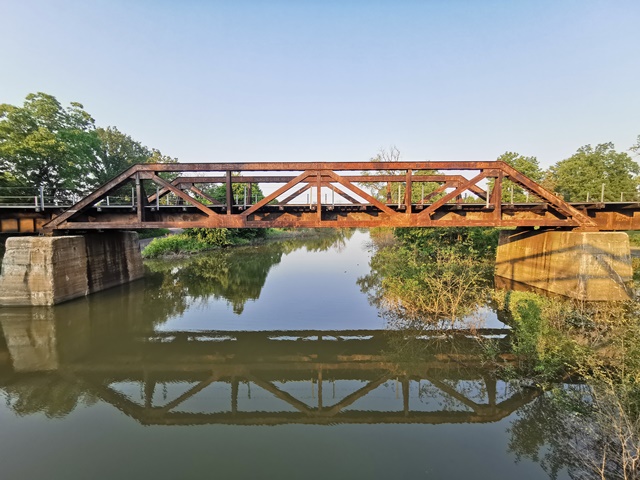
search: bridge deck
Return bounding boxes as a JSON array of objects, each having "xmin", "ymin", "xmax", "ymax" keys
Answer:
[{"xmin": 1, "ymin": 161, "xmax": 638, "ymax": 232}]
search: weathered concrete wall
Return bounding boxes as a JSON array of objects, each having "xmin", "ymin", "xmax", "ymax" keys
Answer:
[
  {"xmin": 0, "ymin": 303, "xmax": 92, "ymax": 372},
  {"xmin": 0, "ymin": 232, "xmax": 143, "ymax": 306},
  {"xmin": 495, "ymin": 230, "xmax": 632, "ymax": 301}
]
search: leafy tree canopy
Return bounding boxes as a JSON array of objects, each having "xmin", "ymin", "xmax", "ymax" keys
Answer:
[
  {"xmin": 630, "ymin": 135, "xmax": 640, "ymax": 157},
  {"xmin": 93, "ymin": 126, "xmax": 152, "ymax": 185},
  {"xmin": 547, "ymin": 143, "xmax": 639, "ymax": 202},
  {"xmin": 0, "ymin": 92, "xmax": 99, "ymax": 194},
  {"xmin": 0, "ymin": 92, "xmax": 178, "ymax": 197},
  {"xmin": 488, "ymin": 152, "xmax": 543, "ymax": 203},
  {"xmin": 207, "ymin": 181, "xmax": 264, "ymax": 205}
]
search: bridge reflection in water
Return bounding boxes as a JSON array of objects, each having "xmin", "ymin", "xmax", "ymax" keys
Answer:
[{"xmin": 0, "ymin": 307, "xmax": 538, "ymax": 426}]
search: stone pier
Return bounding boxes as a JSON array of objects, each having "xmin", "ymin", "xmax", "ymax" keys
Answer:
[
  {"xmin": 0, "ymin": 232, "xmax": 144, "ymax": 306},
  {"xmin": 495, "ymin": 230, "xmax": 632, "ymax": 301}
]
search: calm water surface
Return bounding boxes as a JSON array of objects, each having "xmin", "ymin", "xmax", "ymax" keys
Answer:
[{"xmin": 0, "ymin": 230, "xmax": 568, "ymax": 480}]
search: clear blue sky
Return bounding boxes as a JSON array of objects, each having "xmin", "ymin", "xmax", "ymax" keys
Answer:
[{"xmin": 1, "ymin": 0, "xmax": 639, "ymax": 169}]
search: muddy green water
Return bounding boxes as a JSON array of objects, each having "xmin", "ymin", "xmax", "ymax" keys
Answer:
[{"xmin": 0, "ymin": 230, "xmax": 569, "ymax": 479}]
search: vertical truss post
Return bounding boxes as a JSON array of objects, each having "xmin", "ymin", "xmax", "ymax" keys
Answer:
[
  {"xmin": 404, "ymin": 169, "xmax": 412, "ymax": 213},
  {"xmin": 135, "ymin": 172, "xmax": 147, "ymax": 223},
  {"xmin": 231, "ymin": 378, "xmax": 239, "ymax": 415},
  {"xmin": 316, "ymin": 172, "xmax": 322, "ymax": 220},
  {"xmin": 247, "ymin": 182, "xmax": 252, "ymax": 205},
  {"xmin": 484, "ymin": 374, "xmax": 497, "ymax": 407},
  {"xmin": 318, "ymin": 369, "xmax": 323, "ymax": 411},
  {"xmin": 144, "ymin": 377, "xmax": 155, "ymax": 409},
  {"xmin": 39, "ymin": 185, "xmax": 45, "ymax": 210},
  {"xmin": 455, "ymin": 180, "xmax": 464, "ymax": 204},
  {"xmin": 226, "ymin": 171, "xmax": 233, "ymax": 215},
  {"xmin": 402, "ymin": 377, "xmax": 409, "ymax": 417},
  {"xmin": 491, "ymin": 171, "xmax": 503, "ymax": 223}
]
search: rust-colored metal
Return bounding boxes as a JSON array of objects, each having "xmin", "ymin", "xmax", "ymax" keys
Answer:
[
  {"xmin": 56, "ymin": 328, "xmax": 539, "ymax": 426},
  {"xmin": 0, "ymin": 160, "xmax": 631, "ymax": 233}
]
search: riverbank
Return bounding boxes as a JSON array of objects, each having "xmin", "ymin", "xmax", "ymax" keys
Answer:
[
  {"xmin": 365, "ymin": 226, "xmax": 640, "ymax": 477},
  {"xmin": 141, "ymin": 227, "xmax": 348, "ymax": 258}
]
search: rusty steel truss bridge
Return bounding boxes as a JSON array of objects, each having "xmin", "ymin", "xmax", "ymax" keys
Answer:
[
  {"xmin": 1, "ymin": 161, "xmax": 639, "ymax": 233},
  {"xmin": 0, "ymin": 327, "xmax": 539, "ymax": 426}
]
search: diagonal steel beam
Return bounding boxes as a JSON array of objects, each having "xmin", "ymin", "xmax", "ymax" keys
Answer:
[
  {"xmin": 423, "ymin": 375, "xmax": 483, "ymax": 412},
  {"xmin": 188, "ymin": 185, "xmax": 223, "ymax": 205},
  {"xmin": 146, "ymin": 173, "xmax": 218, "ymax": 217},
  {"xmin": 323, "ymin": 170, "xmax": 397, "ymax": 216},
  {"xmin": 419, "ymin": 171, "xmax": 489, "ymax": 217},
  {"xmin": 325, "ymin": 184, "xmax": 362, "ymax": 205},
  {"xmin": 499, "ymin": 162, "xmax": 597, "ymax": 227},
  {"xmin": 321, "ymin": 376, "xmax": 389, "ymax": 416},
  {"xmin": 247, "ymin": 375, "xmax": 314, "ymax": 415},
  {"xmin": 159, "ymin": 375, "xmax": 220, "ymax": 413},
  {"xmin": 278, "ymin": 183, "xmax": 312, "ymax": 205},
  {"xmin": 241, "ymin": 171, "xmax": 314, "ymax": 217},
  {"xmin": 44, "ymin": 165, "xmax": 141, "ymax": 229},
  {"xmin": 421, "ymin": 182, "xmax": 452, "ymax": 203},
  {"xmin": 147, "ymin": 178, "xmax": 179, "ymax": 203}
]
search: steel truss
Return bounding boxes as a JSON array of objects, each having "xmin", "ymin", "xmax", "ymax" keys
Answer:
[{"xmin": 2, "ymin": 161, "xmax": 638, "ymax": 232}]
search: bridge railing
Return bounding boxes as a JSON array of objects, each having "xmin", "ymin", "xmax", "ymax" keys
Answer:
[
  {"xmin": 0, "ymin": 187, "xmax": 85, "ymax": 209},
  {"xmin": 1, "ymin": 161, "xmax": 634, "ymax": 231}
]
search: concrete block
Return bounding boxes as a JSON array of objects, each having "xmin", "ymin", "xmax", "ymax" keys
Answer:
[
  {"xmin": 0, "ymin": 232, "xmax": 143, "ymax": 306},
  {"xmin": 495, "ymin": 230, "xmax": 632, "ymax": 301}
]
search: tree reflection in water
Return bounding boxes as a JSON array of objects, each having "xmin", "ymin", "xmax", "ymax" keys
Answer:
[
  {"xmin": 1, "ymin": 227, "xmax": 621, "ymax": 479},
  {"xmin": 0, "ymin": 318, "xmax": 541, "ymax": 428},
  {"xmin": 145, "ymin": 228, "xmax": 355, "ymax": 315},
  {"xmin": 357, "ymin": 229, "xmax": 494, "ymax": 331}
]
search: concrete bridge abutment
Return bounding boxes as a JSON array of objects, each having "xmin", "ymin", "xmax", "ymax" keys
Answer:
[
  {"xmin": 495, "ymin": 229, "xmax": 632, "ymax": 301},
  {"xmin": 0, "ymin": 232, "xmax": 143, "ymax": 306}
]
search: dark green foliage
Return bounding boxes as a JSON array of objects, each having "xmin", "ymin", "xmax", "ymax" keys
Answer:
[
  {"xmin": 184, "ymin": 227, "xmax": 267, "ymax": 245},
  {"xmin": 207, "ymin": 182, "xmax": 264, "ymax": 205},
  {"xmin": 546, "ymin": 143, "xmax": 639, "ymax": 202},
  {"xmin": 358, "ymin": 231, "xmax": 494, "ymax": 327},
  {"xmin": 628, "ymin": 231, "xmax": 640, "ymax": 247},
  {"xmin": 393, "ymin": 227, "xmax": 500, "ymax": 259},
  {"xmin": 0, "ymin": 92, "xmax": 177, "ymax": 196},
  {"xmin": 489, "ymin": 151, "xmax": 544, "ymax": 202},
  {"xmin": 141, "ymin": 234, "xmax": 213, "ymax": 257},
  {"xmin": 135, "ymin": 228, "xmax": 170, "ymax": 239},
  {"xmin": 144, "ymin": 229, "xmax": 353, "ymax": 313},
  {"xmin": 93, "ymin": 127, "xmax": 151, "ymax": 185},
  {"xmin": 0, "ymin": 93, "xmax": 99, "ymax": 194},
  {"xmin": 183, "ymin": 228, "xmax": 232, "ymax": 246}
]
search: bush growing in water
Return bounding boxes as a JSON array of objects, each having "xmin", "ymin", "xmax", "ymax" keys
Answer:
[
  {"xmin": 394, "ymin": 226, "xmax": 500, "ymax": 259},
  {"xmin": 359, "ymin": 228, "xmax": 495, "ymax": 328},
  {"xmin": 142, "ymin": 227, "xmax": 268, "ymax": 258}
]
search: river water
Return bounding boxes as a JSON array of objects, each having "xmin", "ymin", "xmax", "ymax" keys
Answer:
[{"xmin": 0, "ymin": 230, "xmax": 570, "ymax": 480}]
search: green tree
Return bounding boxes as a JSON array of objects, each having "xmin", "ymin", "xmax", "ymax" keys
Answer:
[
  {"xmin": 93, "ymin": 129, "xmax": 178, "ymax": 197},
  {"xmin": 631, "ymin": 135, "xmax": 640, "ymax": 157},
  {"xmin": 147, "ymin": 148, "xmax": 178, "ymax": 166},
  {"xmin": 547, "ymin": 143, "xmax": 640, "ymax": 202},
  {"xmin": 207, "ymin": 181, "xmax": 264, "ymax": 205},
  {"xmin": 489, "ymin": 152, "xmax": 543, "ymax": 202},
  {"xmin": 93, "ymin": 126, "xmax": 151, "ymax": 185},
  {"xmin": 0, "ymin": 92, "xmax": 99, "ymax": 195}
]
